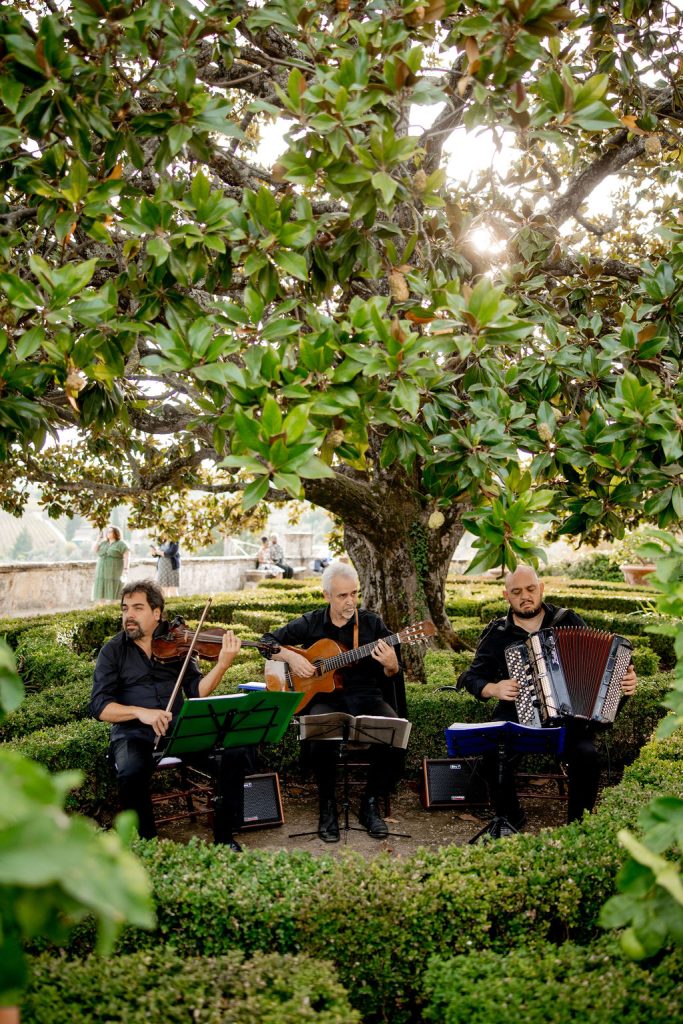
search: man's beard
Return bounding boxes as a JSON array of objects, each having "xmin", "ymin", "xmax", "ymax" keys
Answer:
[
  {"xmin": 515, "ymin": 604, "xmax": 542, "ymax": 619},
  {"xmin": 125, "ymin": 621, "xmax": 143, "ymax": 640}
]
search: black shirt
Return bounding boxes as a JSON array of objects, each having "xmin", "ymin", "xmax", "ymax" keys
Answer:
[
  {"xmin": 459, "ymin": 602, "xmax": 586, "ymax": 701},
  {"xmin": 90, "ymin": 620, "xmax": 201, "ymax": 744},
  {"xmin": 260, "ymin": 606, "xmax": 402, "ymax": 699}
]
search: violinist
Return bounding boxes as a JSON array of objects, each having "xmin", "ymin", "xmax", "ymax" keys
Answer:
[{"xmin": 90, "ymin": 580, "xmax": 251, "ymax": 851}]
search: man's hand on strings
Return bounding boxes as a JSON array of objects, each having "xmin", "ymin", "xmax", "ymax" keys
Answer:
[
  {"xmin": 137, "ymin": 707, "xmax": 172, "ymax": 736},
  {"xmin": 283, "ymin": 650, "xmax": 316, "ymax": 678},
  {"xmin": 372, "ymin": 638, "xmax": 399, "ymax": 676},
  {"xmin": 216, "ymin": 629, "xmax": 241, "ymax": 671}
]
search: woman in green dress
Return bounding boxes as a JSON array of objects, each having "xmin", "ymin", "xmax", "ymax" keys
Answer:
[{"xmin": 92, "ymin": 526, "xmax": 130, "ymax": 603}]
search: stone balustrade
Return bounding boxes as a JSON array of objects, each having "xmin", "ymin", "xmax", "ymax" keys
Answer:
[{"xmin": 0, "ymin": 550, "xmax": 317, "ymax": 620}]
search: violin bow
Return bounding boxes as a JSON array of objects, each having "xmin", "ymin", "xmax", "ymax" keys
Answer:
[{"xmin": 153, "ymin": 596, "xmax": 213, "ymax": 751}]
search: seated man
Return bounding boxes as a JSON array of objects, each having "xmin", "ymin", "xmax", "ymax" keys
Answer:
[
  {"xmin": 458, "ymin": 565, "xmax": 637, "ymax": 827},
  {"xmin": 90, "ymin": 580, "xmax": 251, "ymax": 851},
  {"xmin": 269, "ymin": 534, "xmax": 294, "ymax": 579},
  {"xmin": 259, "ymin": 562, "xmax": 405, "ymax": 842}
]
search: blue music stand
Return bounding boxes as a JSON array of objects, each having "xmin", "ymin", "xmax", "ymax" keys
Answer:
[{"xmin": 445, "ymin": 721, "xmax": 565, "ymax": 842}]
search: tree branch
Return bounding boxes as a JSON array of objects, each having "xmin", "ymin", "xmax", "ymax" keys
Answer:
[{"xmin": 547, "ymin": 132, "xmax": 647, "ymax": 227}]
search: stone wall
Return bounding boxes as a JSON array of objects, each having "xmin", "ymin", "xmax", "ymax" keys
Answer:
[{"xmin": 0, "ymin": 532, "xmax": 314, "ymax": 618}]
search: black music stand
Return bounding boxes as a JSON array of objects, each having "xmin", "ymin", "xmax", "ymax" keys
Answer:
[
  {"xmin": 291, "ymin": 714, "xmax": 412, "ymax": 842},
  {"xmin": 445, "ymin": 721, "xmax": 565, "ymax": 842},
  {"xmin": 158, "ymin": 690, "xmax": 300, "ymax": 828}
]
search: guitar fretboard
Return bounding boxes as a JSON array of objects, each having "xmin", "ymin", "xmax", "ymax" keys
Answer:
[{"xmin": 316, "ymin": 633, "xmax": 402, "ymax": 675}]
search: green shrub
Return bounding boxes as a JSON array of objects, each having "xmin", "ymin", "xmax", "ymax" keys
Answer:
[
  {"xmin": 423, "ymin": 649, "xmax": 473, "ymax": 688},
  {"xmin": 232, "ymin": 608, "xmax": 289, "ymax": 633},
  {"xmin": 257, "ymin": 578, "xmax": 320, "ymax": 590},
  {"xmin": 50, "ymin": 740, "xmax": 678, "ymax": 1023},
  {"xmin": 545, "ymin": 553, "xmax": 624, "ymax": 581},
  {"xmin": 422, "ymin": 936, "xmax": 683, "ymax": 1024},
  {"xmin": 403, "ymin": 683, "xmax": 488, "ymax": 771},
  {"xmin": 3, "ymin": 593, "xmax": 680, "ymax": 1024},
  {"xmin": 0, "ymin": 676, "xmax": 92, "ymax": 740},
  {"xmin": 22, "ymin": 948, "xmax": 360, "ymax": 1024}
]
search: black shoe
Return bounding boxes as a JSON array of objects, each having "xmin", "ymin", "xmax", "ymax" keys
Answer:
[
  {"xmin": 318, "ymin": 799, "xmax": 340, "ymax": 843},
  {"xmin": 215, "ymin": 834, "xmax": 242, "ymax": 852},
  {"xmin": 359, "ymin": 796, "xmax": 388, "ymax": 839}
]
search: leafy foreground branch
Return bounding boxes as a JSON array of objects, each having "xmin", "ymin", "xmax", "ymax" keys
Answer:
[
  {"xmin": 0, "ymin": 640, "xmax": 154, "ymax": 1008},
  {"xmin": 599, "ymin": 530, "xmax": 683, "ymax": 960}
]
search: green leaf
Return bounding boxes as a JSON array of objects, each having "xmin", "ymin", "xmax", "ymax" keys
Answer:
[
  {"xmin": 242, "ymin": 475, "xmax": 270, "ymax": 509},
  {"xmin": 261, "ymin": 396, "xmax": 283, "ymax": 437},
  {"xmin": 273, "ymin": 250, "xmax": 308, "ymax": 281},
  {"xmin": 371, "ymin": 171, "xmax": 397, "ymax": 205},
  {"xmin": 0, "ymin": 273, "xmax": 43, "ymax": 310},
  {"xmin": 571, "ymin": 102, "xmax": 621, "ymax": 131},
  {"xmin": 0, "ymin": 640, "xmax": 24, "ymax": 717}
]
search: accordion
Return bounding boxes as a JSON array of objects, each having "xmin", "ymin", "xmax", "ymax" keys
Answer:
[{"xmin": 504, "ymin": 627, "xmax": 633, "ymax": 728}]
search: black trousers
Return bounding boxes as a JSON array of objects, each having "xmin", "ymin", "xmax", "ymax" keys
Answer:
[
  {"xmin": 305, "ymin": 690, "xmax": 400, "ymax": 803},
  {"xmin": 110, "ymin": 737, "xmax": 253, "ymax": 842},
  {"xmin": 483, "ymin": 703, "xmax": 601, "ymax": 825}
]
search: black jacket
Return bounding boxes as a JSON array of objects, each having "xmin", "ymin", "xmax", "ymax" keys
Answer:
[
  {"xmin": 260, "ymin": 606, "xmax": 407, "ymax": 716},
  {"xmin": 90, "ymin": 620, "xmax": 200, "ymax": 743},
  {"xmin": 458, "ymin": 602, "xmax": 586, "ymax": 702}
]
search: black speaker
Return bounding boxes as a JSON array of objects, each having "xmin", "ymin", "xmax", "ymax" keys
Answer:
[
  {"xmin": 241, "ymin": 773, "xmax": 284, "ymax": 830},
  {"xmin": 420, "ymin": 758, "xmax": 488, "ymax": 809}
]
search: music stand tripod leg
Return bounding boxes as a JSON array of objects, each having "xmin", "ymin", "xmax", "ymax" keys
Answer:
[{"xmin": 468, "ymin": 740, "xmax": 518, "ymax": 844}]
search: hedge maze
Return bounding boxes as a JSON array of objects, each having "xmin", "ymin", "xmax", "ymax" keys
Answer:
[{"xmin": 3, "ymin": 575, "xmax": 682, "ymax": 1023}]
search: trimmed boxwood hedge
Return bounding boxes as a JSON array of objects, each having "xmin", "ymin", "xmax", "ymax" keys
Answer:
[
  {"xmin": 3, "ymin": 580, "xmax": 681, "ymax": 1024},
  {"xmin": 22, "ymin": 948, "xmax": 360, "ymax": 1024},
  {"xmin": 48, "ymin": 740, "xmax": 683, "ymax": 1023},
  {"xmin": 422, "ymin": 936, "xmax": 683, "ymax": 1024}
]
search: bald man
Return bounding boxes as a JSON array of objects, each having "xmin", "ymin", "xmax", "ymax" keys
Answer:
[{"xmin": 458, "ymin": 566, "xmax": 637, "ymax": 828}]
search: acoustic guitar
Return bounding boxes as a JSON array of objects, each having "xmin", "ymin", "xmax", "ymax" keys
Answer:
[{"xmin": 263, "ymin": 620, "xmax": 436, "ymax": 713}]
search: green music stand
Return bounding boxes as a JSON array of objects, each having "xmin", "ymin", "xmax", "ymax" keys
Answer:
[
  {"xmin": 161, "ymin": 690, "xmax": 300, "ymax": 758},
  {"xmin": 157, "ymin": 691, "xmax": 299, "ymax": 837}
]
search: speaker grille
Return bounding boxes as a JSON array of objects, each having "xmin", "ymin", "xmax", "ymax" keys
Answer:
[
  {"xmin": 241, "ymin": 773, "xmax": 284, "ymax": 830},
  {"xmin": 420, "ymin": 758, "xmax": 488, "ymax": 809}
]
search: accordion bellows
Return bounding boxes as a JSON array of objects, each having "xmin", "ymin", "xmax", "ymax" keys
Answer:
[{"xmin": 505, "ymin": 627, "xmax": 633, "ymax": 727}]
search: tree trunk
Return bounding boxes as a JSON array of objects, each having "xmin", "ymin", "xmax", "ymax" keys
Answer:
[
  {"xmin": 343, "ymin": 511, "xmax": 469, "ymax": 680},
  {"xmin": 306, "ymin": 471, "xmax": 471, "ymax": 680}
]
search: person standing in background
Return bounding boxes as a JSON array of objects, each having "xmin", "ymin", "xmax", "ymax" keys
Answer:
[
  {"xmin": 92, "ymin": 526, "xmax": 129, "ymax": 604},
  {"xmin": 150, "ymin": 537, "xmax": 180, "ymax": 597}
]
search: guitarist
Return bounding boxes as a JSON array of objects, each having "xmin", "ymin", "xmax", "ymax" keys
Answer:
[{"xmin": 259, "ymin": 562, "xmax": 405, "ymax": 843}]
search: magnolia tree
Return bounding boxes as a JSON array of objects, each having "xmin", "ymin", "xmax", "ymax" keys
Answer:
[{"xmin": 1, "ymin": 0, "xmax": 682, "ymax": 663}]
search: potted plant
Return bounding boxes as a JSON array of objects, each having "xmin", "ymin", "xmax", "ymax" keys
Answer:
[{"xmin": 615, "ymin": 529, "xmax": 656, "ymax": 586}]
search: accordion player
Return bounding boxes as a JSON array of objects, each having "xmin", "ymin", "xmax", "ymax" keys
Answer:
[{"xmin": 505, "ymin": 626, "xmax": 634, "ymax": 728}]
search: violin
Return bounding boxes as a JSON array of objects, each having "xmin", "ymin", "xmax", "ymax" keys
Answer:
[{"xmin": 152, "ymin": 623, "xmax": 280, "ymax": 662}]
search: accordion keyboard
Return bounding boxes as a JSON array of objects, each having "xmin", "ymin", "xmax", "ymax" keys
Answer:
[{"xmin": 504, "ymin": 644, "xmax": 542, "ymax": 728}]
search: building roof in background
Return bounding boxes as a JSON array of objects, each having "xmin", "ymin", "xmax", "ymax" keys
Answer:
[{"xmin": 0, "ymin": 509, "xmax": 68, "ymax": 560}]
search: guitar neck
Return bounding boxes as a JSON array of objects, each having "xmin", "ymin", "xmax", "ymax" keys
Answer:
[{"xmin": 320, "ymin": 633, "xmax": 401, "ymax": 675}]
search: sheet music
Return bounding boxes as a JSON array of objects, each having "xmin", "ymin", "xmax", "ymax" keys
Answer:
[{"xmin": 298, "ymin": 713, "xmax": 412, "ymax": 749}]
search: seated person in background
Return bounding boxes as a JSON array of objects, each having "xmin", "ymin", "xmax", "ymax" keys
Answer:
[
  {"xmin": 255, "ymin": 536, "xmax": 271, "ymax": 569},
  {"xmin": 258, "ymin": 562, "xmax": 405, "ymax": 842},
  {"xmin": 90, "ymin": 580, "xmax": 251, "ymax": 852},
  {"xmin": 313, "ymin": 550, "xmax": 332, "ymax": 573},
  {"xmin": 269, "ymin": 534, "xmax": 294, "ymax": 579},
  {"xmin": 458, "ymin": 565, "xmax": 637, "ymax": 828}
]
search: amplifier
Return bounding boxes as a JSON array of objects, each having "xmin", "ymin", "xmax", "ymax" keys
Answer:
[
  {"xmin": 419, "ymin": 758, "xmax": 488, "ymax": 809},
  {"xmin": 241, "ymin": 772, "xmax": 284, "ymax": 830}
]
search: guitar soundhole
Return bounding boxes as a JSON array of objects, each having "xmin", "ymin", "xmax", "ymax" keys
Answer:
[{"xmin": 311, "ymin": 660, "xmax": 324, "ymax": 675}]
